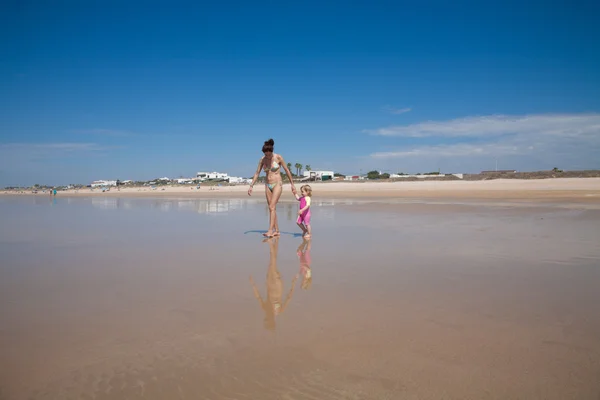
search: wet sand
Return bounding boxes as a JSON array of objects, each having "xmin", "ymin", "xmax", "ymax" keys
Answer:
[{"xmin": 1, "ymin": 196, "xmax": 600, "ymax": 399}]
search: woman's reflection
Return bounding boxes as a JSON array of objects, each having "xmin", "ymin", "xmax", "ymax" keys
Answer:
[
  {"xmin": 297, "ymin": 239, "xmax": 312, "ymax": 290},
  {"xmin": 249, "ymin": 237, "xmax": 298, "ymax": 331}
]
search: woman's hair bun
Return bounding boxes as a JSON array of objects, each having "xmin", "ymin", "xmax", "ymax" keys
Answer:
[{"xmin": 262, "ymin": 138, "xmax": 275, "ymax": 153}]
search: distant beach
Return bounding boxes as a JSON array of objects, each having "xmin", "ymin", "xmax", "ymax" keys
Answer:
[{"xmin": 3, "ymin": 178, "xmax": 600, "ymax": 203}]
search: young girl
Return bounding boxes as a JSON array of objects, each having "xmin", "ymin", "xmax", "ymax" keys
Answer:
[{"xmin": 295, "ymin": 184, "xmax": 312, "ymax": 238}]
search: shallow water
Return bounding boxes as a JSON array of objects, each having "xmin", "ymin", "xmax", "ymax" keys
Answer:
[{"xmin": 1, "ymin": 196, "xmax": 600, "ymax": 399}]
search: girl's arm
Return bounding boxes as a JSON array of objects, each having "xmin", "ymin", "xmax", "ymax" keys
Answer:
[
  {"xmin": 299, "ymin": 196, "xmax": 311, "ymax": 213},
  {"xmin": 278, "ymin": 155, "xmax": 297, "ymax": 194}
]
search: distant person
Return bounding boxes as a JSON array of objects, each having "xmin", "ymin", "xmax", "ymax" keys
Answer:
[
  {"xmin": 249, "ymin": 237, "xmax": 298, "ymax": 331},
  {"xmin": 294, "ymin": 184, "xmax": 312, "ymax": 238},
  {"xmin": 248, "ymin": 138, "xmax": 297, "ymax": 238},
  {"xmin": 53, "ymin": 188, "xmax": 57, "ymax": 196}
]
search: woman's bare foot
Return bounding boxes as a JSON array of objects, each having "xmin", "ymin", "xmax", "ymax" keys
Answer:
[
  {"xmin": 263, "ymin": 231, "xmax": 274, "ymax": 238},
  {"xmin": 273, "ymin": 231, "xmax": 281, "ymax": 237}
]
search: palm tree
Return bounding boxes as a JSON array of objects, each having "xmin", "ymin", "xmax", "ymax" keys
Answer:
[
  {"xmin": 305, "ymin": 165, "xmax": 311, "ymax": 172},
  {"xmin": 287, "ymin": 162, "xmax": 292, "ymax": 174},
  {"xmin": 295, "ymin": 163, "xmax": 302, "ymax": 176}
]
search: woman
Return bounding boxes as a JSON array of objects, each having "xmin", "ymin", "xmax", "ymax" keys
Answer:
[{"xmin": 248, "ymin": 138, "xmax": 297, "ymax": 237}]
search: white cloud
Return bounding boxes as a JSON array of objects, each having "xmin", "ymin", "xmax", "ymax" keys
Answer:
[
  {"xmin": 370, "ymin": 143, "xmax": 527, "ymax": 158},
  {"xmin": 72, "ymin": 129, "xmax": 134, "ymax": 136},
  {"xmin": 364, "ymin": 113, "xmax": 600, "ymax": 171},
  {"xmin": 0, "ymin": 142, "xmax": 111, "ymax": 153},
  {"xmin": 0, "ymin": 143, "xmax": 120, "ymax": 168},
  {"xmin": 383, "ymin": 106, "xmax": 412, "ymax": 115},
  {"xmin": 365, "ymin": 113, "xmax": 600, "ymax": 138},
  {"xmin": 0, "ymin": 142, "xmax": 123, "ymax": 186}
]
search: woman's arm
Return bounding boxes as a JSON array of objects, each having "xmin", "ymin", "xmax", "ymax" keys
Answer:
[
  {"xmin": 248, "ymin": 158, "xmax": 263, "ymax": 196},
  {"xmin": 281, "ymin": 274, "xmax": 299, "ymax": 313},
  {"xmin": 278, "ymin": 155, "xmax": 296, "ymax": 194},
  {"xmin": 249, "ymin": 276, "xmax": 265, "ymax": 306}
]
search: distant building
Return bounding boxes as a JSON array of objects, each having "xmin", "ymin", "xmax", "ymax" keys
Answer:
[
  {"xmin": 91, "ymin": 180, "xmax": 117, "ymax": 187},
  {"xmin": 389, "ymin": 173, "xmax": 464, "ymax": 179},
  {"xmin": 196, "ymin": 171, "xmax": 229, "ymax": 181},
  {"xmin": 227, "ymin": 177, "xmax": 251, "ymax": 184},
  {"xmin": 302, "ymin": 170, "xmax": 334, "ymax": 181},
  {"xmin": 481, "ymin": 170, "xmax": 517, "ymax": 174}
]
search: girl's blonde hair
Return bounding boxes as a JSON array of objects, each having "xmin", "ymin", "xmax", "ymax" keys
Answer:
[{"xmin": 300, "ymin": 184, "xmax": 312, "ymax": 197}]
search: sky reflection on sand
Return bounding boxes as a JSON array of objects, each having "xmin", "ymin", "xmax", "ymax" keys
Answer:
[{"xmin": 1, "ymin": 197, "xmax": 600, "ymax": 399}]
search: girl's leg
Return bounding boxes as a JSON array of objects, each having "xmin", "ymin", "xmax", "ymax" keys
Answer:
[
  {"xmin": 297, "ymin": 213, "xmax": 307, "ymax": 235},
  {"xmin": 296, "ymin": 222, "xmax": 307, "ymax": 236},
  {"xmin": 302, "ymin": 211, "xmax": 311, "ymax": 238}
]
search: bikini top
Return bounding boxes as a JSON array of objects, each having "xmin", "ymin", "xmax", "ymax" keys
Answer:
[{"xmin": 263, "ymin": 156, "xmax": 279, "ymax": 172}]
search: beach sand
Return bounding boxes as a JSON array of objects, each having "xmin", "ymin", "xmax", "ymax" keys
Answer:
[
  {"xmin": 1, "ymin": 194, "xmax": 600, "ymax": 399},
  {"xmin": 4, "ymin": 177, "xmax": 600, "ymax": 203}
]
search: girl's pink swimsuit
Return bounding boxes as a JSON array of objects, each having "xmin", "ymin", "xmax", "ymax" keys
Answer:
[{"xmin": 297, "ymin": 196, "xmax": 311, "ymax": 225}]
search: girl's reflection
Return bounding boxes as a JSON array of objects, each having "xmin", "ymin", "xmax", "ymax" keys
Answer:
[
  {"xmin": 297, "ymin": 239, "xmax": 312, "ymax": 290},
  {"xmin": 249, "ymin": 237, "xmax": 298, "ymax": 331}
]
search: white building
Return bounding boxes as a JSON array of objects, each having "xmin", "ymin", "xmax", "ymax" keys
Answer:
[
  {"xmin": 196, "ymin": 171, "xmax": 229, "ymax": 181},
  {"xmin": 226, "ymin": 176, "xmax": 250, "ymax": 184},
  {"xmin": 91, "ymin": 180, "xmax": 117, "ymax": 187},
  {"xmin": 302, "ymin": 170, "xmax": 334, "ymax": 181},
  {"xmin": 175, "ymin": 178, "xmax": 194, "ymax": 184},
  {"xmin": 389, "ymin": 173, "xmax": 464, "ymax": 179}
]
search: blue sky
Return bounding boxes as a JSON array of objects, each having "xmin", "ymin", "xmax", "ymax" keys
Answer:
[{"xmin": 1, "ymin": 1, "xmax": 599, "ymax": 186}]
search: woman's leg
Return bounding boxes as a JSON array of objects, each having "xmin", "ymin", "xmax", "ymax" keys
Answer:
[
  {"xmin": 264, "ymin": 185, "xmax": 273, "ymax": 236},
  {"xmin": 273, "ymin": 183, "xmax": 282, "ymax": 235},
  {"xmin": 265, "ymin": 183, "xmax": 282, "ymax": 237},
  {"xmin": 273, "ymin": 209, "xmax": 280, "ymax": 236}
]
